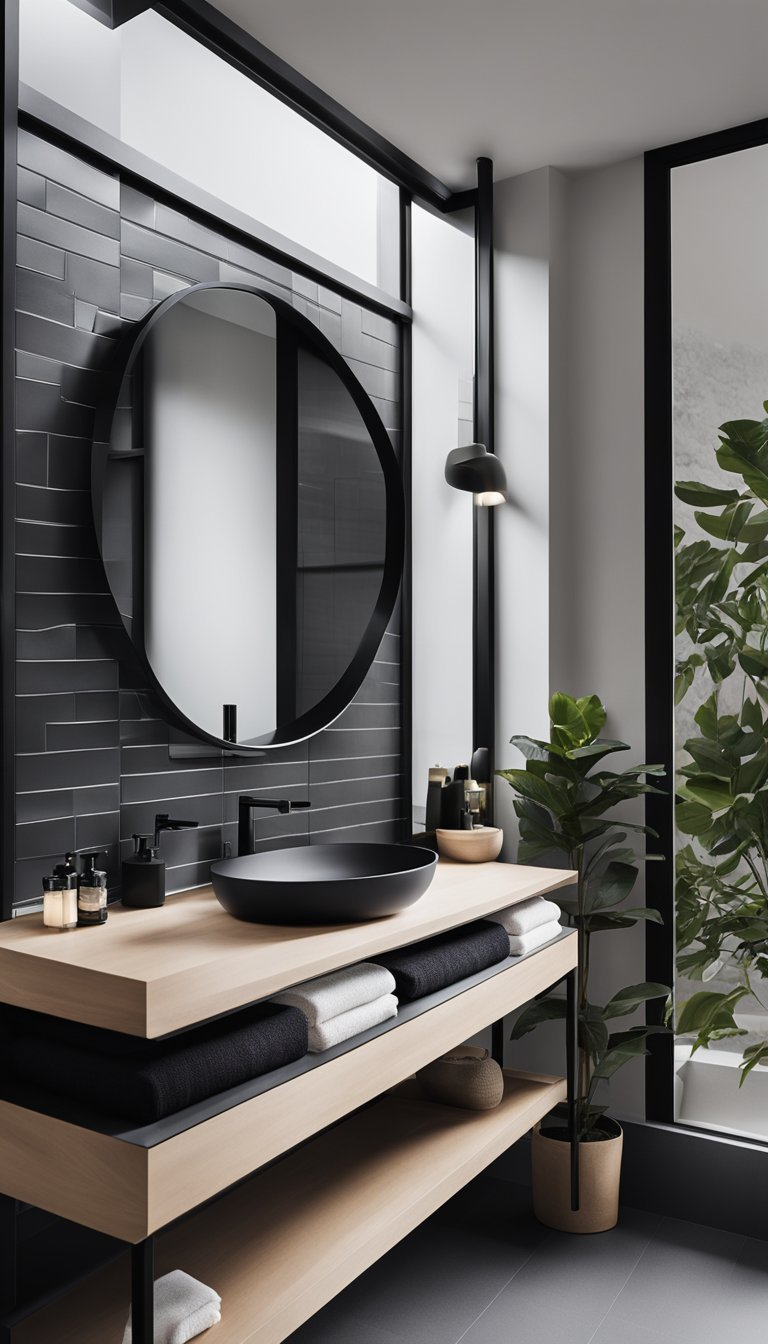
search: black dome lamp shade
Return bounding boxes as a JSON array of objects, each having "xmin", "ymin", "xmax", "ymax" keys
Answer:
[{"xmin": 444, "ymin": 443, "xmax": 507, "ymax": 506}]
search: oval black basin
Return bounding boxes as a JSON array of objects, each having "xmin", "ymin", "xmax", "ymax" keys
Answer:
[{"xmin": 210, "ymin": 843, "xmax": 438, "ymax": 925}]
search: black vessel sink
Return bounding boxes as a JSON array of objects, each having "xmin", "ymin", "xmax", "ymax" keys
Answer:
[{"xmin": 210, "ymin": 843, "xmax": 438, "ymax": 925}]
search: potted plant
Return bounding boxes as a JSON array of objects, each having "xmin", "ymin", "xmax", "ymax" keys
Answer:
[{"xmin": 497, "ymin": 691, "xmax": 670, "ymax": 1233}]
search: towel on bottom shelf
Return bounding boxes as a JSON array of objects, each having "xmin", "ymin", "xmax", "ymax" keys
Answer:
[
  {"xmin": 373, "ymin": 920, "xmax": 510, "ymax": 1003},
  {"xmin": 489, "ymin": 895, "xmax": 562, "ymax": 938},
  {"xmin": 122, "ymin": 1269, "xmax": 221, "ymax": 1344},
  {"xmin": 4, "ymin": 1001, "xmax": 308, "ymax": 1123},
  {"xmin": 308, "ymin": 993, "xmax": 398, "ymax": 1052},
  {"xmin": 508, "ymin": 921, "xmax": 562, "ymax": 956},
  {"xmin": 273, "ymin": 961, "xmax": 396, "ymax": 1026}
]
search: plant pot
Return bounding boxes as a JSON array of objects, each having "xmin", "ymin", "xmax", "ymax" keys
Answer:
[{"xmin": 531, "ymin": 1118, "xmax": 623, "ymax": 1233}]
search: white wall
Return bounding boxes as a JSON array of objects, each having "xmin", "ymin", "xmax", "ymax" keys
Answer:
[
  {"xmin": 144, "ymin": 301, "xmax": 277, "ymax": 742},
  {"xmin": 19, "ymin": 0, "xmax": 121, "ymax": 134},
  {"xmin": 411, "ymin": 205, "xmax": 475, "ymax": 822},
  {"xmin": 493, "ymin": 157, "xmax": 649, "ymax": 1122}
]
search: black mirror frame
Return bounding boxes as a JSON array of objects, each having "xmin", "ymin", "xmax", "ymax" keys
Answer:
[{"xmin": 92, "ymin": 281, "xmax": 405, "ymax": 752}]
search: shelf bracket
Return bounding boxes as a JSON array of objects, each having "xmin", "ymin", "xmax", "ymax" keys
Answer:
[
  {"xmin": 131, "ymin": 1236, "xmax": 155, "ymax": 1344},
  {"xmin": 565, "ymin": 968, "xmax": 580, "ymax": 1211}
]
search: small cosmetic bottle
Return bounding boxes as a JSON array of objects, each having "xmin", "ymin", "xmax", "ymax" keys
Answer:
[
  {"xmin": 42, "ymin": 871, "xmax": 77, "ymax": 931},
  {"xmin": 77, "ymin": 851, "xmax": 108, "ymax": 927},
  {"xmin": 122, "ymin": 835, "xmax": 166, "ymax": 909}
]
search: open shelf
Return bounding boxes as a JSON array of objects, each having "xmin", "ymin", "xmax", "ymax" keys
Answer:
[
  {"xmin": 11, "ymin": 1070, "xmax": 565, "ymax": 1344},
  {"xmin": 0, "ymin": 932, "xmax": 576, "ymax": 1242}
]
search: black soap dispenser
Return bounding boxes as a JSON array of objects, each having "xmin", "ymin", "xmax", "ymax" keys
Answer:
[
  {"xmin": 121, "ymin": 814, "xmax": 199, "ymax": 908},
  {"xmin": 122, "ymin": 835, "xmax": 165, "ymax": 909}
]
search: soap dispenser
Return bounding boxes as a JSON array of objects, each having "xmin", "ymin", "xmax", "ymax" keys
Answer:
[
  {"xmin": 122, "ymin": 835, "xmax": 165, "ymax": 908},
  {"xmin": 121, "ymin": 813, "xmax": 199, "ymax": 908},
  {"xmin": 77, "ymin": 851, "xmax": 108, "ymax": 927}
]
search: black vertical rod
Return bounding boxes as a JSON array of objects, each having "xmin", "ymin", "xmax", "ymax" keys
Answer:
[
  {"xmin": 566, "ymin": 968, "xmax": 580, "ymax": 1211},
  {"xmin": 1, "ymin": 0, "xmax": 19, "ymax": 921},
  {"xmin": 0, "ymin": 1196, "xmax": 17, "ymax": 1317},
  {"xmin": 399, "ymin": 187, "xmax": 413, "ymax": 841},
  {"xmin": 491, "ymin": 1018, "xmax": 504, "ymax": 1066},
  {"xmin": 473, "ymin": 156, "xmax": 495, "ymax": 814},
  {"xmin": 131, "ymin": 1237, "xmax": 155, "ymax": 1344}
]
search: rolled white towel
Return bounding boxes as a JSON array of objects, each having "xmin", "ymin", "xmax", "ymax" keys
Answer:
[
  {"xmin": 122, "ymin": 1270, "xmax": 221, "ymax": 1344},
  {"xmin": 273, "ymin": 962, "xmax": 396, "ymax": 1026},
  {"xmin": 490, "ymin": 896, "xmax": 562, "ymax": 938},
  {"xmin": 309, "ymin": 993, "xmax": 398, "ymax": 1052},
  {"xmin": 508, "ymin": 920, "xmax": 563, "ymax": 957}
]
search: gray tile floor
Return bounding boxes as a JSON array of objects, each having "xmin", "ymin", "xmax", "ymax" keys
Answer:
[{"xmin": 286, "ymin": 1172, "xmax": 768, "ymax": 1344}]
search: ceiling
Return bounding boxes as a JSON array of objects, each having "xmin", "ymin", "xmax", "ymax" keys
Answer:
[{"xmin": 212, "ymin": 0, "xmax": 768, "ymax": 189}]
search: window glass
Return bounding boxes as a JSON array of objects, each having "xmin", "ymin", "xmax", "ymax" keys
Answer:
[{"xmin": 19, "ymin": 0, "xmax": 399, "ymax": 291}]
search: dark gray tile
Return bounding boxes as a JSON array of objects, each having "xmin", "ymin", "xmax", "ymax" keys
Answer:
[
  {"xmin": 76, "ymin": 626, "xmax": 131, "ymax": 661},
  {"xmin": 15, "ymin": 815, "xmax": 75, "ymax": 861},
  {"xmin": 16, "ymin": 659, "xmax": 117, "ymax": 696},
  {"xmin": 309, "ymin": 775, "xmax": 400, "ymax": 810},
  {"xmin": 46, "ymin": 435, "xmax": 92, "ymax": 491},
  {"xmin": 18, "ymin": 130, "xmax": 119, "ymax": 210},
  {"xmin": 75, "ymin": 809, "xmax": 120, "ymax": 853},
  {"xmin": 310, "ymin": 818, "xmax": 403, "ymax": 845},
  {"xmin": 16, "ymin": 266, "xmax": 75, "ymax": 324},
  {"xmin": 16, "ymin": 519, "xmax": 96, "ymax": 558},
  {"xmin": 17, "ymin": 591, "xmax": 118, "ymax": 627},
  {"xmin": 74, "ymin": 783, "xmax": 120, "ymax": 815},
  {"xmin": 15, "ymin": 375, "xmax": 97, "ymax": 438},
  {"xmin": 594, "ymin": 1216, "xmax": 749, "ymax": 1344},
  {"xmin": 309, "ymin": 797, "xmax": 402, "ymax": 834},
  {"xmin": 15, "ymin": 693, "xmax": 75, "ymax": 753},
  {"xmin": 18, "ymin": 203, "xmax": 120, "ymax": 267},
  {"xmin": 120, "ymin": 220, "xmax": 219, "ymax": 281},
  {"xmin": 66, "ymin": 253, "xmax": 121, "ymax": 314},
  {"xmin": 16, "ymin": 747, "xmax": 120, "ymax": 792},
  {"xmin": 46, "ymin": 181, "xmax": 120, "ymax": 240},
  {"xmin": 16, "ymin": 311, "xmax": 116, "ymax": 369},
  {"xmin": 16, "ymin": 625, "xmax": 77, "ymax": 660},
  {"xmin": 309, "ymin": 725, "xmax": 401, "ymax": 760},
  {"xmin": 334, "ymin": 701, "xmax": 400, "ymax": 730},
  {"xmin": 47, "ymin": 720, "xmax": 119, "ymax": 752},
  {"xmin": 120, "ymin": 717, "xmax": 168, "ymax": 747},
  {"xmin": 120, "ymin": 293, "xmax": 151, "ymax": 320},
  {"xmin": 76, "ymin": 690, "xmax": 120, "ymax": 722},
  {"xmin": 121, "ymin": 257, "xmax": 153, "ymax": 299},
  {"xmin": 120, "ymin": 793, "xmax": 224, "ymax": 839},
  {"xmin": 15, "ymin": 553, "xmax": 107, "ymax": 596},
  {"xmin": 15, "ymin": 484, "xmax": 91, "ymax": 527},
  {"xmin": 120, "ymin": 767, "xmax": 224, "ymax": 805},
  {"xmin": 16, "ymin": 789, "xmax": 75, "ymax": 824},
  {"xmin": 15, "ymin": 431, "xmax": 48, "ymax": 487},
  {"xmin": 18, "ymin": 166, "xmax": 46, "ymax": 209},
  {"xmin": 361, "ymin": 308, "xmax": 398, "ymax": 344},
  {"xmin": 74, "ymin": 299, "xmax": 97, "ymax": 332},
  {"xmin": 459, "ymin": 1208, "xmax": 660, "ymax": 1344},
  {"xmin": 226, "ymin": 240, "xmax": 292, "ymax": 287},
  {"xmin": 309, "ymin": 753, "xmax": 400, "ymax": 785},
  {"xmin": 17, "ymin": 235, "xmax": 66, "ymax": 281}
]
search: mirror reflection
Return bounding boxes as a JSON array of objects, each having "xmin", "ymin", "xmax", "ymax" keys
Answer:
[{"xmin": 97, "ymin": 284, "xmax": 398, "ymax": 749}]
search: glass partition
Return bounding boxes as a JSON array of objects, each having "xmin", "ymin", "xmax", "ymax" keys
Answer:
[{"xmin": 672, "ymin": 142, "xmax": 768, "ymax": 1141}]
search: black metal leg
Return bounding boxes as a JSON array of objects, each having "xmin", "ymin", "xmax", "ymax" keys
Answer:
[
  {"xmin": 491, "ymin": 1016, "xmax": 504, "ymax": 1065},
  {"xmin": 0, "ymin": 1195, "xmax": 16, "ymax": 1318},
  {"xmin": 565, "ymin": 968, "xmax": 580, "ymax": 1212},
  {"xmin": 131, "ymin": 1236, "xmax": 154, "ymax": 1344}
]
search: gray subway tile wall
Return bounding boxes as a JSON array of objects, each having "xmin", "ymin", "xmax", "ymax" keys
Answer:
[{"xmin": 12, "ymin": 130, "xmax": 406, "ymax": 912}]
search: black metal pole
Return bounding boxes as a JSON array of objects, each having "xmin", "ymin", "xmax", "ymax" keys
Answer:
[
  {"xmin": 0, "ymin": 1197, "xmax": 16, "ymax": 1318},
  {"xmin": 566, "ymin": 968, "xmax": 580, "ymax": 1211},
  {"xmin": 131, "ymin": 1237, "xmax": 155, "ymax": 1344},
  {"xmin": 473, "ymin": 156, "xmax": 495, "ymax": 813},
  {"xmin": 491, "ymin": 1018, "xmax": 504, "ymax": 1066}
]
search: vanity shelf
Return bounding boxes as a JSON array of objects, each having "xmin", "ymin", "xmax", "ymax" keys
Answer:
[{"xmin": 10, "ymin": 1070, "xmax": 565, "ymax": 1344}]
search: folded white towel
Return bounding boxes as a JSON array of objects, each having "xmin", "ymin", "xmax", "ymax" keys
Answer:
[
  {"xmin": 308, "ymin": 993, "xmax": 398, "ymax": 1052},
  {"xmin": 490, "ymin": 897, "xmax": 562, "ymax": 938},
  {"xmin": 273, "ymin": 962, "xmax": 396, "ymax": 1026},
  {"xmin": 508, "ymin": 920, "xmax": 563, "ymax": 957},
  {"xmin": 122, "ymin": 1270, "xmax": 221, "ymax": 1344}
]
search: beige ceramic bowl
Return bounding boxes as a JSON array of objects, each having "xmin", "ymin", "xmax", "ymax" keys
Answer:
[{"xmin": 436, "ymin": 826, "xmax": 503, "ymax": 862}]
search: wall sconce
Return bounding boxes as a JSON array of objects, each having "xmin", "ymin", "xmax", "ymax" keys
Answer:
[{"xmin": 444, "ymin": 443, "xmax": 507, "ymax": 506}]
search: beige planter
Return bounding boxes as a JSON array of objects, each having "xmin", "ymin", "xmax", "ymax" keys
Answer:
[{"xmin": 532, "ymin": 1120, "xmax": 623, "ymax": 1233}]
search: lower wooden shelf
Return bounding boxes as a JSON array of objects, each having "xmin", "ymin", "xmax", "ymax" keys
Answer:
[{"xmin": 12, "ymin": 1069, "xmax": 564, "ymax": 1344}]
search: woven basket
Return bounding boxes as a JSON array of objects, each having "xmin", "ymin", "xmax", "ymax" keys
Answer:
[{"xmin": 418, "ymin": 1045, "xmax": 504, "ymax": 1111}]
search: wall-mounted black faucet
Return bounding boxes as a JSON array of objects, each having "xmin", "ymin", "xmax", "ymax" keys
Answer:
[{"xmin": 237, "ymin": 796, "xmax": 311, "ymax": 856}]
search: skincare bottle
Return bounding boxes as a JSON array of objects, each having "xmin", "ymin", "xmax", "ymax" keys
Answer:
[
  {"xmin": 42, "ymin": 871, "xmax": 77, "ymax": 931},
  {"xmin": 77, "ymin": 851, "xmax": 108, "ymax": 927},
  {"xmin": 460, "ymin": 800, "xmax": 474, "ymax": 831}
]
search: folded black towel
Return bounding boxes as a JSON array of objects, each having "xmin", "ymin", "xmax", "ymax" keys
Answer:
[
  {"xmin": 373, "ymin": 919, "xmax": 510, "ymax": 1003},
  {"xmin": 3, "ymin": 1001, "xmax": 307, "ymax": 1124}
]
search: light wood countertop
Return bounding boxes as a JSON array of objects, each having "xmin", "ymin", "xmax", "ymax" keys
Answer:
[{"xmin": 0, "ymin": 858, "xmax": 575, "ymax": 1037}]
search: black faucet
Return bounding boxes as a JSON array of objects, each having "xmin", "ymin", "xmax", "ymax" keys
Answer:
[{"xmin": 237, "ymin": 796, "xmax": 311, "ymax": 856}]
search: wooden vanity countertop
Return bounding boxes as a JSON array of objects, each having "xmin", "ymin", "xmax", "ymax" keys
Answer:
[{"xmin": 0, "ymin": 858, "xmax": 575, "ymax": 1037}]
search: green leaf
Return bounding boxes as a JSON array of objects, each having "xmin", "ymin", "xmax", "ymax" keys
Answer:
[
  {"xmin": 509, "ymin": 997, "xmax": 566, "ymax": 1041},
  {"xmin": 677, "ymin": 987, "xmax": 749, "ymax": 1038},
  {"xmin": 591, "ymin": 1033, "xmax": 653, "ymax": 1080},
  {"xmin": 587, "ymin": 860, "xmax": 637, "ymax": 911},
  {"xmin": 681, "ymin": 776, "xmax": 732, "ymax": 811},
  {"xmin": 740, "ymin": 1042, "xmax": 768, "ymax": 1085},
  {"xmin": 674, "ymin": 481, "xmax": 742, "ymax": 507},
  {"xmin": 738, "ymin": 645, "xmax": 768, "ymax": 678},
  {"xmin": 508, "ymin": 735, "xmax": 555, "ymax": 762},
  {"xmin": 694, "ymin": 500, "xmax": 753, "ymax": 541},
  {"xmin": 675, "ymin": 800, "xmax": 714, "ymax": 836},
  {"xmin": 583, "ymin": 907, "xmax": 664, "ymax": 931},
  {"xmin": 602, "ymin": 982, "xmax": 671, "ymax": 1019},
  {"xmin": 549, "ymin": 692, "xmax": 606, "ymax": 754}
]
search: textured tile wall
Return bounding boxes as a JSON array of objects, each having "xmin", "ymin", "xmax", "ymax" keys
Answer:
[{"xmin": 12, "ymin": 128, "xmax": 406, "ymax": 912}]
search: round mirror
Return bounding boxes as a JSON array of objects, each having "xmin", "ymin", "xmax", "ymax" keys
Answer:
[{"xmin": 92, "ymin": 283, "xmax": 404, "ymax": 750}]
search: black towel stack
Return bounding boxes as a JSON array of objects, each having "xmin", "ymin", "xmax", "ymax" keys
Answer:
[
  {"xmin": 3, "ymin": 1001, "xmax": 308, "ymax": 1123},
  {"xmin": 373, "ymin": 919, "xmax": 510, "ymax": 1003}
]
